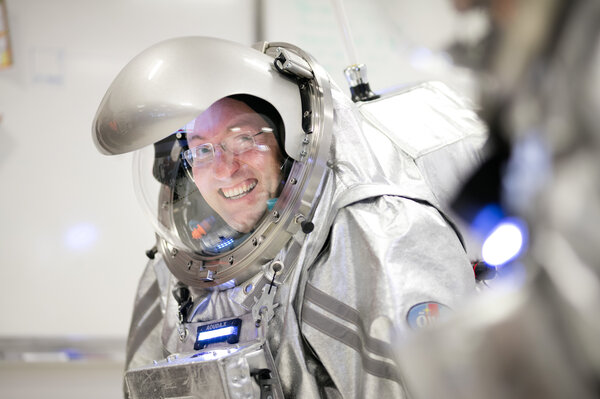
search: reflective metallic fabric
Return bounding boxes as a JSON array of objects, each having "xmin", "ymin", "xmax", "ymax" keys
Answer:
[{"xmin": 125, "ymin": 82, "xmax": 486, "ymax": 398}]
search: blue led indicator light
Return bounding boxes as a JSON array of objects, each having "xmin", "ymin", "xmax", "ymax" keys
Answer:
[
  {"xmin": 194, "ymin": 318, "xmax": 242, "ymax": 350},
  {"xmin": 197, "ymin": 326, "xmax": 238, "ymax": 341}
]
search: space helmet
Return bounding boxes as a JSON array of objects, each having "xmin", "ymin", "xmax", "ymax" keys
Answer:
[{"xmin": 93, "ymin": 37, "xmax": 333, "ymax": 288}]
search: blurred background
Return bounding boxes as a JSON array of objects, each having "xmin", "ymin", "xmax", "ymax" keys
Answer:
[{"xmin": 0, "ymin": 0, "xmax": 487, "ymax": 397}]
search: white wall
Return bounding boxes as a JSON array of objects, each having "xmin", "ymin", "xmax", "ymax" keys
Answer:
[{"xmin": 0, "ymin": 0, "xmax": 484, "ymax": 341}]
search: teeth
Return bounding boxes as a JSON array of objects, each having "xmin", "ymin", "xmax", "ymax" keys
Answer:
[{"xmin": 223, "ymin": 181, "xmax": 256, "ymax": 199}]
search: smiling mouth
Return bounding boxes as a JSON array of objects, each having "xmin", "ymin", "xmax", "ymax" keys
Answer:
[{"xmin": 220, "ymin": 180, "xmax": 258, "ymax": 200}]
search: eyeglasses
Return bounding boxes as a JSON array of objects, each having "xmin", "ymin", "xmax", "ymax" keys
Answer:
[{"xmin": 182, "ymin": 129, "xmax": 272, "ymax": 168}]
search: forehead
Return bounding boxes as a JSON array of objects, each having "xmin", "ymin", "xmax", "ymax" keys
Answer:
[{"xmin": 186, "ymin": 98, "xmax": 266, "ymax": 141}]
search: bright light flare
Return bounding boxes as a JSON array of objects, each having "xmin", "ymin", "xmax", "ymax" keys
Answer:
[
  {"xmin": 147, "ymin": 59, "xmax": 164, "ymax": 80},
  {"xmin": 482, "ymin": 219, "xmax": 527, "ymax": 266}
]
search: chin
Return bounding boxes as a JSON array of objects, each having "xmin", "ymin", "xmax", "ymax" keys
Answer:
[{"xmin": 229, "ymin": 213, "xmax": 264, "ymax": 233}]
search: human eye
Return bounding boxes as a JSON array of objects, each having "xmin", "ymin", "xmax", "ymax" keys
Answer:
[
  {"xmin": 191, "ymin": 144, "xmax": 213, "ymax": 164},
  {"xmin": 236, "ymin": 134, "xmax": 254, "ymax": 144},
  {"xmin": 196, "ymin": 145, "xmax": 213, "ymax": 155},
  {"xmin": 229, "ymin": 134, "xmax": 255, "ymax": 154}
]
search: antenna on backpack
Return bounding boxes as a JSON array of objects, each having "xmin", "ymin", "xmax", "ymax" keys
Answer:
[{"xmin": 330, "ymin": 0, "xmax": 379, "ymax": 102}]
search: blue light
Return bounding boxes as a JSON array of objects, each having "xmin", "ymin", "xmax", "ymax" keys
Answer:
[
  {"xmin": 471, "ymin": 204, "xmax": 505, "ymax": 237},
  {"xmin": 197, "ymin": 326, "xmax": 237, "ymax": 341},
  {"xmin": 194, "ymin": 318, "xmax": 242, "ymax": 349},
  {"xmin": 63, "ymin": 348, "xmax": 83, "ymax": 360},
  {"xmin": 216, "ymin": 237, "xmax": 234, "ymax": 250},
  {"xmin": 482, "ymin": 218, "xmax": 528, "ymax": 266}
]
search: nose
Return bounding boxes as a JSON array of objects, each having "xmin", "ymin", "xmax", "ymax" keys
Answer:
[{"xmin": 211, "ymin": 146, "xmax": 239, "ymax": 179}]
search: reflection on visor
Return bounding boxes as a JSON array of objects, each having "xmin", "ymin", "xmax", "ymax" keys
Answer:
[
  {"xmin": 189, "ymin": 217, "xmax": 213, "ymax": 239},
  {"xmin": 188, "ymin": 218, "xmax": 247, "ymax": 255}
]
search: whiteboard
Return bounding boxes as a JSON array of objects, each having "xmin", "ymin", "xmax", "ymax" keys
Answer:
[{"xmin": 0, "ymin": 0, "xmax": 256, "ymax": 338}]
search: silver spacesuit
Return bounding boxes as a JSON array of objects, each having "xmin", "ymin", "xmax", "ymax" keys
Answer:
[{"xmin": 93, "ymin": 37, "xmax": 486, "ymax": 398}]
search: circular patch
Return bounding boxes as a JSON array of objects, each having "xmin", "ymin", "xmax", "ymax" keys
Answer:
[{"xmin": 406, "ymin": 302, "xmax": 450, "ymax": 329}]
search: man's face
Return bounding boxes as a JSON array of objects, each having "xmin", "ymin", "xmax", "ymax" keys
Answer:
[{"xmin": 186, "ymin": 98, "xmax": 283, "ymax": 233}]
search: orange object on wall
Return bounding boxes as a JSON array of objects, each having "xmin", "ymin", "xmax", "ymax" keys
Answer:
[{"xmin": 0, "ymin": 0, "xmax": 12, "ymax": 68}]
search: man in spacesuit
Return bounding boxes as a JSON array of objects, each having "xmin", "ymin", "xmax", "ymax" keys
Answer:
[{"xmin": 93, "ymin": 37, "xmax": 483, "ymax": 398}]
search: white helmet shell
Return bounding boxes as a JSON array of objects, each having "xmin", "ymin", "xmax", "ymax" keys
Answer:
[{"xmin": 93, "ymin": 36, "xmax": 304, "ymax": 160}]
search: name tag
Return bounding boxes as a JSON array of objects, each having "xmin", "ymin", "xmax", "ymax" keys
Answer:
[{"xmin": 194, "ymin": 318, "xmax": 242, "ymax": 350}]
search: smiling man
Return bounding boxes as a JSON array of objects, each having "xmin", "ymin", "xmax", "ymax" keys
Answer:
[{"xmin": 182, "ymin": 97, "xmax": 284, "ymax": 233}]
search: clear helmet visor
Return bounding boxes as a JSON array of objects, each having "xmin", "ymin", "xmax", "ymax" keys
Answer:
[{"xmin": 134, "ymin": 96, "xmax": 289, "ymax": 257}]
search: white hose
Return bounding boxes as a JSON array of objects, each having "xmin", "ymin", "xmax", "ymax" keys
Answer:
[{"xmin": 329, "ymin": 0, "xmax": 360, "ymax": 67}]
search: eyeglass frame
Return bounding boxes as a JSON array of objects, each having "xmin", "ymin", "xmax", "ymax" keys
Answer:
[{"xmin": 181, "ymin": 128, "xmax": 274, "ymax": 168}]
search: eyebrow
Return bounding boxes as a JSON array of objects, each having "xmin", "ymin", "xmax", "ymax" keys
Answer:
[{"xmin": 187, "ymin": 134, "xmax": 205, "ymax": 144}]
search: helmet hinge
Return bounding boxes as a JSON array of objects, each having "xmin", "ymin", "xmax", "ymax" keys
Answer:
[{"xmin": 273, "ymin": 47, "xmax": 314, "ymax": 80}]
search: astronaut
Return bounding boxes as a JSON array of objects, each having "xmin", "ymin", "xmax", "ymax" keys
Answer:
[{"xmin": 93, "ymin": 37, "xmax": 483, "ymax": 398}]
